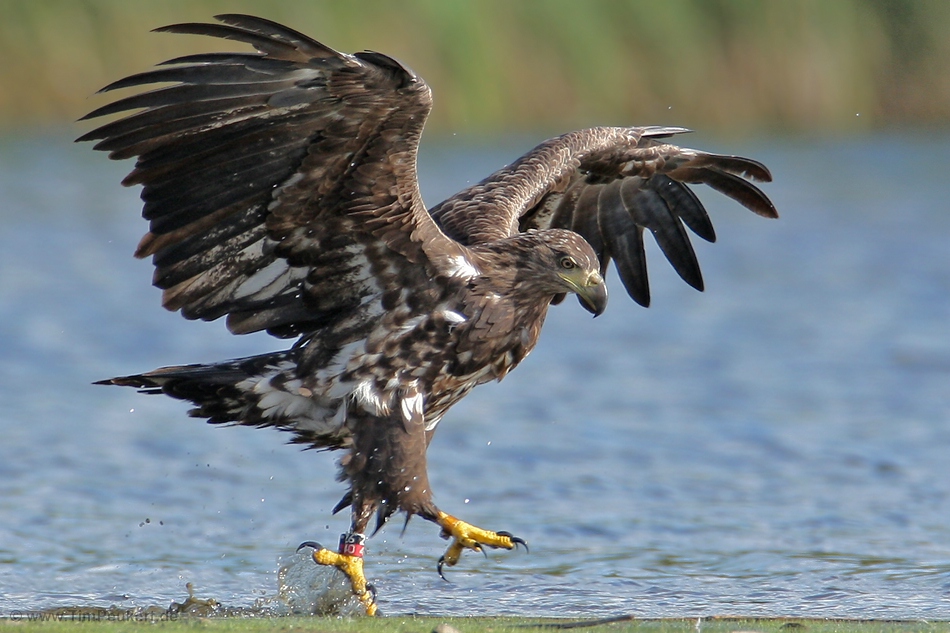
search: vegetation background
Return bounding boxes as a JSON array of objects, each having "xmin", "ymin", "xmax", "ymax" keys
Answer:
[{"xmin": 2, "ymin": 0, "xmax": 949, "ymax": 135}]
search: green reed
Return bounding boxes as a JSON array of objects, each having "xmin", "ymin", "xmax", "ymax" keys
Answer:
[{"xmin": 2, "ymin": 0, "xmax": 949, "ymax": 133}]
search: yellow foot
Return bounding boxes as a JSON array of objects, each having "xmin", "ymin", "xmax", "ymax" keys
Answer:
[
  {"xmin": 435, "ymin": 511, "xmax": 527, "ymax": 578},
  {"xmin": 297, "ymin": 539, "xmax": 377, "ymax": 616}
]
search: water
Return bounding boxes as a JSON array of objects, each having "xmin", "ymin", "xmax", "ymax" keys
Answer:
[{"xmin": 0, "ymin": 131, "xmax": 948, "ymax": 619}]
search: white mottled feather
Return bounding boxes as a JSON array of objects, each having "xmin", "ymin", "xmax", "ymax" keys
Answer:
[
  {"xmin": 232, "ymin": 259, "xmax": 294, "ymax": 300},
  {"xmin": 400, "ymin": 388, "xmax": 424, "ymax": 426},
  {"xmin": 447, "ymin": 254, "xmax": 479, "ymax": 279},
  {"xmin": 440, "ymin": 309, "xmax": 467, "ymax": 325},
  {"xmin": 353, "ymin": 380, "xmax": 393, "ymax": 416}
]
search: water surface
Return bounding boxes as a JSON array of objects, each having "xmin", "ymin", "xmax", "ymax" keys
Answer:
[{"xmin": 0, "ymin": 132, "xmax": 948, "ymax": 618}]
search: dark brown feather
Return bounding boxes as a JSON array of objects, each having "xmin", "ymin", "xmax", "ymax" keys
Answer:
[
  {"xmin": 80, "ymin": 14, "xmax": 468, "ymax": 343},
  {"xmin": 434, "ymin": 127, "xmax": 776, "ymax": 306}
]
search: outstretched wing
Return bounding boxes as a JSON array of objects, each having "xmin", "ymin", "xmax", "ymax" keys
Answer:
[
  {"xmin": 430, "ymin": 126, "xmax": 776, "ymax": 307},
  {"xmin": 79, "ymin": 14, "xmax": 469, "ymax": 339}
]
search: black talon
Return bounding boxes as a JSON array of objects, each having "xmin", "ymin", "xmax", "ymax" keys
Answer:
[
  {"xmin": 296, "ymin": 540, "xmax": 323, "ymax": 553},
  {"xmin": 437, "ymin": 556, "xmax": 449, "ymax": 582},
  {"xmin": 366, "ymin": 583, "xmax": 378, "ymax": 602},
  {"xmin": 496, "ymin": 531, "xmax": 529, "ymax": 553}
]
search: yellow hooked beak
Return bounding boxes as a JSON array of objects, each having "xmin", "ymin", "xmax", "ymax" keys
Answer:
[{"xmin": 561, "ymin": 270, "xmax": 607, "ymax": 316}]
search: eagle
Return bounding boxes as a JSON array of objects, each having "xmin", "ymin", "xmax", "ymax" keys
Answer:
[{"xmin": 80, "ymin": 14, "xmax": 777, "ymax": 615}]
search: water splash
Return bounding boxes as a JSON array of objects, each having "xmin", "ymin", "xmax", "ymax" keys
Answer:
[{"xmin": 261, "ymin": 549, "xmax": 365, "ymax": 617}]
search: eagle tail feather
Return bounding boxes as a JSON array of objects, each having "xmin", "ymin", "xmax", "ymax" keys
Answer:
[
  {"xmin": 96, "ymin": 350, "xmax": 352, "ymax": 450},
  {"xmin": 96, "ymin": 351, "xmax": 295, "ymax": 424}
]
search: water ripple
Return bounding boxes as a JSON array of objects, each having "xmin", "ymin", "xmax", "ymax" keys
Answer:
[{"xmin": 0, "ymin": 133, "xmax": 949, "ymax": 618}]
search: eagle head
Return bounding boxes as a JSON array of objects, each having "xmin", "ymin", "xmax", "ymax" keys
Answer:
[{"xmin": 529, "ymin": 229, "xmax": 608, "ymax": 316}]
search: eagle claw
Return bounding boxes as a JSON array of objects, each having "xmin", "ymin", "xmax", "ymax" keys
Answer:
[
  {"xmin": 433, "ymin": 511, "xmax": 527, "ymax": 579},
  {"xmin": 296, "ymin": 540, "xmax": 323, "ymax": 553},
  {"xmin": 296, "ymin": 540, "xmax": 377, "ymax": 616},
  {"xmin": 496, "ymin": 531, "xmax": 529, "ymax": 553}
]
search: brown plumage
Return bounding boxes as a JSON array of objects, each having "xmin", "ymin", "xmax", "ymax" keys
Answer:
[{"xmin": 80, "ymin": 14, "xmax": 776, "ymax": 613}]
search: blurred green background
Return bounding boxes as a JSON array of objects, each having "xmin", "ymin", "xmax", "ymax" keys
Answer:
[{"xmin": 2, "ymin": 0, "xmax": 949, "ymax": 135}]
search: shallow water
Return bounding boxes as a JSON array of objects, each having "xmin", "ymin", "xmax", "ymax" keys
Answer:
[{"xmin": 0, "ymin": 131, "xmax": 948, "ymax": 618}]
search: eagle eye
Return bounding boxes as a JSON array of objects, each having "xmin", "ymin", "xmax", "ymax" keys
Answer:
[{"xmin": 559, "ymin": 256, "xmax": 578, "ymax": 270}]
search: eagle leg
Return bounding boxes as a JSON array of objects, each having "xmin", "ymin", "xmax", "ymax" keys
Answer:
[
  {"xmin": 434, "ymin": 510, "xmax": 527, "ymax": 579},
  {"xmin": 297, "ymin": 536, "xmax": 378, "ymax": 616}
]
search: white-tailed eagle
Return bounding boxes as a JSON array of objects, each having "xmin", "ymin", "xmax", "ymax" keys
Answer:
[{"xmin": 80, "ymin": 14, "xmax": 777, "ymax": 615}]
